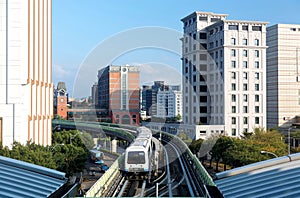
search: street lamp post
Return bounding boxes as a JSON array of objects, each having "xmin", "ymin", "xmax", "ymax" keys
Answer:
[{"xmin": 260, "ymin": 150, "xmax": 278, "ymax": 158}]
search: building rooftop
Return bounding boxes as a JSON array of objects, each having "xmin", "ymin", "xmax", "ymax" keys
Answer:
[
  {"xmin": 0, "ymin": 156, "xmax": 67, "ymax": 198},
  {"xmin": 214, "ymin": 153, "xmax": 300, "ymax": 198}
]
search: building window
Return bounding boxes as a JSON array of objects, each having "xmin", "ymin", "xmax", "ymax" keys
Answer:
[
  {"xmin": 231, "ymin": 38, "xmax": 236, "ymax": 45},
  {"xmin": 193, "ymin": 44, "xmax": 196, "ymax": 51},
  {"xmin": 242, "ymin": 25, "xmax": 248, "ymax": 31},
  {"xmin": 243, "ymin": 128, "xmax": 248, "ymax": 133},
  {"xmin": 243, "ymin": 39, "xmax": 248, "ymax": 45},
  {"xmin": 243, "ymin": 72, "xmax": 248, "ymax": 80},
  {"xmin": 232, "ymin": 129, "xmax": 237, "ymax": 136},
  {"xmin": 199, "ymin": 16, "xmax": 207, "ymax": 21},
  {"xmin": 254, "ymin": 39, "xmax": 259, "ymax": 46},
  {"xmin": 255, "ymin": 94, "xmax": 259, "ymax": 102},
  {"xmin": 232, "ymin": 94, "xmax": 236, "ymax": 102},
  {"xmin": 200, "ymin": 75, "xmax": 206, "ymax": 82},
  {"xmin": 252, "ymin": 26, "xmax": 262, "ymax": 31},
  {"xmin": 255, "ymin": 50, "xmax": 259, "ymax": 57},
  {"xmin": 243, "ymin": 50, "xmax": 248, "ymax": 57},
  {"xmin": 199, "ymin": 32, "xmax": 207, "ymax": 39},
  {"xmin": 193, "ymin": 33, "xmax": 196, "ymax": 40},
  {"xmin": 200, "ymin": 85, "xmax": 207, "ymax": 92},
  {"xmin": 243, "ymin": 94, "xmax": 248, "ymax": 102},
  {"xmin": 231, "ymin": 61, "xmax": 236, "ymax": 68},
  {"xmin": 243, "ymin": 61, "xmax": 248, "ymax": 68},
  {"xmin": 243, "ymin": 117, "xmax": 248, "ymax": 124},
  {"xmin": 255, "ymin": 72, "xmax": 259, "ymax": 80},
  {"xmin": 231, "ymin": 72, "xmax": 236, "ymax": 79},
  {"xmin": 229, "ymin": 25, "xmax": 238, "ymax": 30},
  {"xmin": 255, "ymin": 106, "xmax": 259, "ymax": 113},
  {"xmin": 200, "ymin": 96, "xmax": 207, "ymax": 102},
  {"xmin": 232, "ymin": 106, "xmax": 236, "ymax": 113},
  {"xmin": 255, "ymin": 117, "xmax": 260, "ymax": 124},
  {"xmin": 200, "ymin": 64, "xmax": 207, "ymax": 71},
  {"xmin": 231, "ymin": 49, "xmax": 236, "ymax": 57},
  {"xmin": 232, "ymin": 83, "xmax": 236, "ymax": 91},
  {"xmin": 255, "ymin": 84, "xmax": 259, "ymax": 91},
  {"xmin": 216, "ymin": 40, "xmax": 218, "ymax": 47},
  {"xmin": 200, "ymin": 54, "xmax": 207, "ymax": 61},
  {"xmin": 243, "ymin": 83, "xmax": 248, "ymax": 91},
  {"xmin": 200, "ymin": 106, "xmax": 207, "ymax": 113},
  {"xmin": 255, "ymin": 61, "xmax": 259, "ymax": 68},
  {"xmin": 243, "ymin": 106, "xmax": 248, "ymax": 113},
  {"xmin": 232, "ymin": 117, "xmax": 236, "ymax": 124},
  {"xmin": 193, "ymin": 65, "xmax": 196, "ymax": 72}
]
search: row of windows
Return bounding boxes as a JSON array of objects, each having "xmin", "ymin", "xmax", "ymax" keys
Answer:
[
  {"xmin": 231, "ymin": 117, "xmax": 260, "ymax": 125},
  {"xmin": 231, "ymin": 83, "xmax": 260, "ymax": 91},
  {"xmin": 231, "ymin": 106, "xmax": 261, "ymax": 115},
  {"xmin": 231, "ymin": 38, "xmax": 260, "ymax": 46},
  {"xmin": 231, "ymin": 60, "xmax": 260, "ymax": 69},
  {"xmin": 232, "ymin": 94, "xmax": 260, "ymax": 102},
  {"xmin": 184, "ymin": 16, "xmax": 222, "ymax": 27},
  {"xmin": 231, "ymin": 49, "xmax": 260, "ymax": 57},
  {"xmin": 231, "ymin": 105, "xmax": 260, "ymax": 114},
  {"xmin": 228, "ymin": 25, "xmax": 262, "ymax": 31},
  {"xmin": 231, "ymin": 72, "xmax": 260, "ymax": 80}
]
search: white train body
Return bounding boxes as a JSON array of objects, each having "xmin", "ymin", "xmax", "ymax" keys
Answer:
[{"xmin": 124, "ymin": 127, "xmax": 152, "ymax": 173}]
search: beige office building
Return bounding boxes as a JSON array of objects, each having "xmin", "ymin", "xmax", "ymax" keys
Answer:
[
  {"xmin": 267, "ymin": 24, "xmax": 300, "ymax": 129},
  {"xmin": 0, "ymin": 0, "xmax": 53, "ymax": 146},
  {"xmin": 181, "ymin": 12, "xmax": 267, "ymax": 137}
]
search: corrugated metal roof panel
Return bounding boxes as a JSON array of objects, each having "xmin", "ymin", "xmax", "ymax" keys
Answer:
[
  {"xmin": 0, "ymin": 156, "xmax": 67, "ymax": 198},
  {"xmin": 215, "ymin": 153, "xmax": 300, "ymax": 198}
]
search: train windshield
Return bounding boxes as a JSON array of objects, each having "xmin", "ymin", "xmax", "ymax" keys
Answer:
[{"xmin": 127, "ymin": 151, "xmax": 145, "ymax": 164}]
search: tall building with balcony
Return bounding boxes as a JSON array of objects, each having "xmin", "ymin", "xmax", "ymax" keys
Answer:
[
  {"xmin": 181, "ymin": 12, "xmax": 267, "ymax": 137},
  {"xmin": 97, "ymin": 65, "xmax": 140, "ymax": 125},
  {"xmin": 0, "ymin": 0, "xmax": 53, "ymax": 146},
  {"xmin": 267, "ymin": 24, "xmax": 300, "ymax": 129}
]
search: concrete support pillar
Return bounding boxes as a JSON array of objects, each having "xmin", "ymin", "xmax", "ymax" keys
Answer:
[{"xmin": 111, "ymin": 138, "xmax": 117, "ymax": 153}]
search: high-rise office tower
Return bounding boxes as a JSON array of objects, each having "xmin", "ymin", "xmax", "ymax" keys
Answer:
[
  {"xmin": 0, "ymin": 0, "xmax": 53, "ymax": 146},
  {"xmin": 97, "ymin": 65, "xmax": 140, "ymax": 125},
  {"xmin": 267, "ymin": 24, "xmax": 300, "ymax": 129},
  {"xmin": 181, "ymin": 12, "xmax": 267, "ymax": 136}
]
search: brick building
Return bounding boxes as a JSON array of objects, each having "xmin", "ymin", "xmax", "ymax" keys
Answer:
[{"xmin": 97, "ymin": 65, "xmax": 140, "ymax": 125}]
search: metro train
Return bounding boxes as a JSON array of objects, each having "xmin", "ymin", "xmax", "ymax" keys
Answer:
[{"xmin": 124, "ymin": 127, "xmax": 153, "ymax": 175}]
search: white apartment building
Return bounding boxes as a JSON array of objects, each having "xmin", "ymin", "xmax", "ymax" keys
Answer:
[
  {"xmin": 0, "ymin": 0, "xmax": 53, "ymax": 146},
  {"xmin": 181, "ymin": 12, "xmax": 267, "ymax": 137},
  {"xmin": 156, "ymin": 88, "xmax": 182, "ymax": 119},
  {"xmin": 267, "ymin": 24, "xmax": 300, "ymax": 129}
]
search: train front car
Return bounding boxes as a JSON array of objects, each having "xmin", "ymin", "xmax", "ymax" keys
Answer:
[{"xmin": 124, "ymin": 137, "xmax": 152, "ymax": 177}]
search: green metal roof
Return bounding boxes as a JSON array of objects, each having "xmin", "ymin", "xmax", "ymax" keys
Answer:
[{"xmin": 0, "ymin": 156, "xmax": 67, "ymax": 198}]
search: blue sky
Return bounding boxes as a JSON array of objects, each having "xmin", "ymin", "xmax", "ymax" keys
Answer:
[{"xmin": 52, "ymin": 0, "xmax": 300, "ymax": 97}]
